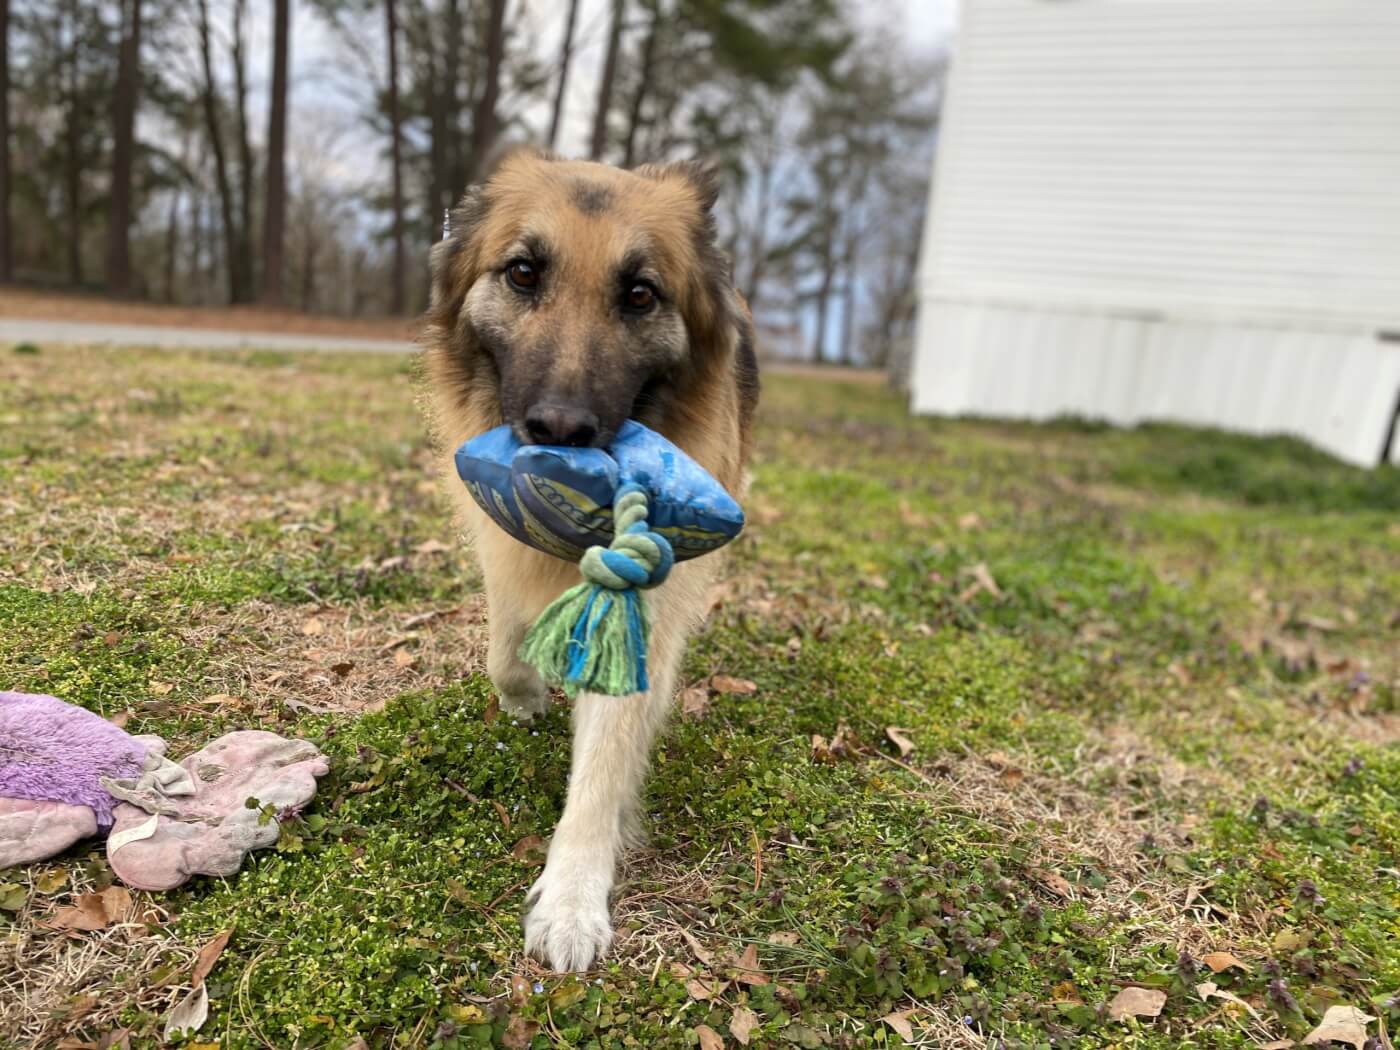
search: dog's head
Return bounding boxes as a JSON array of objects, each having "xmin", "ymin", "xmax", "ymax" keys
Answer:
[{"xmin": 426, "ymin": 149, "xmax": 740, "ymax": 449}]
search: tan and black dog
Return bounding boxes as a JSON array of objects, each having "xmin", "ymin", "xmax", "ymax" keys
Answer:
[{"xmin": 421, "ymin": 148, "xmax": 758, "ymax": 971}]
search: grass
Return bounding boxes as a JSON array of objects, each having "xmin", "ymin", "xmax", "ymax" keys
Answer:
[{"xmin": 1, "ymin": 344, "xmax": 1397, "ymax": 1050}]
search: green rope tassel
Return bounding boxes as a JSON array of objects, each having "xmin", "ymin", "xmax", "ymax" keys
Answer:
[{"xmin": 519, "ymin": 483, "xmax": 675, "ymax": 697}]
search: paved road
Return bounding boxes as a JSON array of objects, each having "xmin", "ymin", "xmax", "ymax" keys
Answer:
[{"xmin": 0, "ymin": 317, "xmax": 414, "ymax": 353}]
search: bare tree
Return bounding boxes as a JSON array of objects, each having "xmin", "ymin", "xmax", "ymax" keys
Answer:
[
  {"xmin": 621, "ymin": 1, "xmax": 660, "ymax": 169},
  {"xmin": 468, "ymin": 0, "xmax": 507, "ymax": 180},
  {"xmin": 261, "ymin": 0, "xmax": 291, "ymax": 306},
  {"xmin": 0, "ymin": 0, "xmax": 12, "ymax": 283},
  {"xmin": 545, "ymin": 0, "xmax": 579, "ymax": 150},
  {"xmin": 105, "ymin": 0, "xmax": 143, "ymax": 296},
  {"xmin": 384, "ymin": 0, "xmax": 405, "ymax": 313},
  {"xmin": 231, "ymin": 0, "xmax": 255, "ymax": 298},
  {"xmin": 589, "ymin": 0, "xmax": 625, "ymax": 161},
  {"xmin": 196, "ymin": 0, "xmax": 246, "ymax": 302}
]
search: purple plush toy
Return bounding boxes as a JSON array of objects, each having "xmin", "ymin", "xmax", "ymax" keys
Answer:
[{"xmin": 0, "ymin": 691, "xmax": 149, "ymax": 867}]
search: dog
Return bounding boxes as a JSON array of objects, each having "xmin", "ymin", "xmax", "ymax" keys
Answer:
[{"xmin": 421, "ymin": 148, "xmax": 758, "ymax": 971}]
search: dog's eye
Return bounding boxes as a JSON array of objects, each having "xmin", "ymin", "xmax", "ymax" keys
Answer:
[
  {"xmin": 624, "ymin": 282, "xmax": 656, "ymax": 314},
  {"xmin": 506, "ymin": 261, "xmax": 540, "ymax": 292}
]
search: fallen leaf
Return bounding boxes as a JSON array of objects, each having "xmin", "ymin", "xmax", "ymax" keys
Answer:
[
  {"xmin": 711, "ymin": 675, "xmax": 757, "ymax": 695},
  {"xmin": 483, "ymin": 695, "xmax": 500, "ymax": 725},
  {"xmin": 149, "ymin": 681, "xmax": 174, "ymax": 696},
  {"xmin": 1029, "ymin": 867, "xmax": 1072, "ymax": 898},
  {"xmin": 767, "ymin": 931, "xmax": 800, "ymax": 947},
  {"xmin": 1202, "ymin": 951, "xmax": 1246, "ymax": 973},
  {"xmin": 694, "ymin": 1024, "xmax": 724, "ymax": 1050},
  {"xmin": 329, "ymin": 661, "xmax": 355, "ymax": 678},
  {"xmin": 730, "ymin": 944, "xmax": 769, "ymax": 986},
  {"xmin": 686, "ymin": 975, "xmax": 728, "ymax": 1000},
  {"xmin": 490, "ymin": 800, "xmax": 511, "ymax": 831},
  {"xmin": 881, "ymin": 1010, "xmax": 915, "ymax": 1040},
  {"xmin": 1194, "ymin": 982, "xmax": 1259, "ymax": 1018},
  {"xmin": 501, "ymin": 1014, "xmax": 540, "ymax": 1049},
  {"xmin": 510, "ymin": 835, "xmax": 546, "ymax": 865},
  {"xmin": 729, "ymin": 1005, "xmax": 759, "ymax": 1045},
  {"xmin": 201, "ymin": 694, "xmax": 240, "ymax": 707},
  {"xmin": 1107, "ymin": 986, "xmax": 1166, "ymax": 1021},
  {"xmin": 378, "ymin": 555, "xmax": 408, "ymax": 572},
  {"xmin": 884, "ymin": 726, "xmax": 916, "ymax": 758},
  {"xmin": 681, "ymin": 685, "xmax": 710, "ymax": 720},
  {"xmin": 392, "ymin": 648, "xmax": 416, "ymax": 669},
  {"xmin": 1259, "ymin": 1041, "xmax": 1295, "ymax": 1049},
  {"xmin": 45, "ymin": 887, "xmax": 131, "ymax": 931},
  {"xmin": 957, "ymin": 512, "xmax": 982, "ymax": 530},
  {"xmin": 106, "ymin": 710, "xmax": 131, "ymax": 729},
  {"xmin": 163, "ymin": 985, "xmax": 209, "ymax": 1041},
  {"xmin": 414, "ymin": 538, "xmax": 451, "ymax": 555},
  {"xmin": 1301, "ymin": 1005, "xmax": 1375, "ymax": 1048},
  {"xmin": 301, "ymin": 616, "xmax": 326, "ymax": 637},
  {"xmin": 508, "ymin": 974, "xmax": 531, "ymax": 1005},
  {"xmin": 35, "ymin": 868, "xmax": 68, "ymax": 894},
  {"xmin": 679, "ymin": 927, "xmax": 714, "ymax": 966},
  {"xmin": 961, "ymin": 561, "xmax": 1002, "ymax": 599},
  {"xmin": 1051, "ymin": 980, "xmax": 1082, "ymax": 1003},
  {"xmin": 191, "ymin": 929, "xmax": 232, "ymax": 989}
]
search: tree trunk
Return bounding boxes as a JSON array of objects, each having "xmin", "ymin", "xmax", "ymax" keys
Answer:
[
  {"xmin": 588, "ymin": 0, "xmax": 625, "ymax": 162},
  {"xmin": 838, "ymin": 198, "xmax": 862, "ymax": 365},
  {"xmin": 0, "ymin": 0, "xmax": 13, "ymax": 283},
  {"xmin": 810, "ymin": 219, "xmax": 836, "ymax": 363},
  {"xmin": 545, "ymin": 0, "xmax": 579, "ymax": 150},
  {"xmin": 744, "ymin": 152, "xmax": 775, "ymax": 309},
  {"xmin": 63, "ymin": 9, "xmax": 83, "ymax": 286},
  {"xmin": 620, "ymin": 3, "xmax": 659, "ymax": 169},
  {"xmin": 231, "ymin": 0, "xmax": 255, "ymax": 300},
  {"xmin": 260, "ymin": 0, "xmax": 291, "ymax": 306},
  {"xmin": 105, "ymin": 0, "xmax": 143, "ymax": 296},
  {"xmin": 196, "ymin": 0, "xmax": 244, "ymax": 303},
  {"xmin": 385, "ymin": 0, "xmax": 405, "ymax": 313},
  {"xmin": 162, "ymin": 186, "xmax": 180, "ymax": 302},
  {"xmin": 442, "ymin": 0, "xmax": 461, "ymax": 194},
  {"xmin": 468, "ymin": 0, "xmax": 507, "ymax": 181}
]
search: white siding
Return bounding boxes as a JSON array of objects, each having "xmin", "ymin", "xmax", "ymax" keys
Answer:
[{"xmin": 913, "ymin": 0, "xmax": 1400, "ymax": 465}]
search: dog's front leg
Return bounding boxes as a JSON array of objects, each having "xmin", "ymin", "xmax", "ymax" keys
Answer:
[{"xmin": 523, "ymin": 580, "xmax": 692, "ymax": 972}]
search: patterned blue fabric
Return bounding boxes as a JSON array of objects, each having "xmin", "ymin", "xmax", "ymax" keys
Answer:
[{"xmin": 455, "ymin": 420, "xmax": 744, "ymax": 562}]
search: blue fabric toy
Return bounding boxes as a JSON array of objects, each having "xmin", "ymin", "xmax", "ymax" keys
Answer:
[{"xmin": 456, "ymin": 421, "xmax": 744, "ymax": 696}]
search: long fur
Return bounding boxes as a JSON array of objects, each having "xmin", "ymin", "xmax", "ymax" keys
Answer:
[{"xmin": 420, "ymin": 148, "xmax": 757, "ymax": 971}]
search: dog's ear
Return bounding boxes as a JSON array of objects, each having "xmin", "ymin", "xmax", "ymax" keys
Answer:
[
  {"xmin": 634, "ymin": 158, "xmax": 722, "ymax": 216},
  {"xmin": 431, "ymin": 145, "xmax": 559, "ymax": 309}
]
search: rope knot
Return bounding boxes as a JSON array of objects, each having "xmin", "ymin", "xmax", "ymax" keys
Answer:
[{"xmin": 577, "ymin": 483, "xmax": 673, "ymax": 590}]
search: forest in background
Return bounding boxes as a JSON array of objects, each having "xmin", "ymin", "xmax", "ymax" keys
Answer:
[{"xmin": 0, "ymin": 0, "xmax": 940, "ymax": 366}]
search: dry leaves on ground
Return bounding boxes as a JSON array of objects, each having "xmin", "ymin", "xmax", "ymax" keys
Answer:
[
  {"xmin": 1106, "ymin": 986, "xmax": 1166, "ymax": 1021},
  {"xmin": 42, "ymin": 887, "xmax": 131, "ymax": 932},
  {"xmin": 885, "ymin": 726, "xmax": 916, "ymax": 758},
  {"xmin": 881, "ymin": 1010, "xmax": 915, "ymax": 1040},
  {"xmin": 711, "ymin": 674, "xmax": 758, "ymax": 695},
  {"xmin": 1301, "ymin": 1005, "xmax": 1375, "ymax": 1048},
  {"xmin": 190, "ymin": 929, "xmax": 231, "ymax": 989},
  {"xmin": 729, "ymin": 1006, "xmax": 759, "ymax": 1045},
  {"xmin": 694, "ymin": 1024, "xmax": 725, "ymax": 1050}
]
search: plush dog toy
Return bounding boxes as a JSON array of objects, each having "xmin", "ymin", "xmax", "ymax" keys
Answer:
[{"xmin": 456, "ymin": 421, "xmax": 744, "ymax": 696}]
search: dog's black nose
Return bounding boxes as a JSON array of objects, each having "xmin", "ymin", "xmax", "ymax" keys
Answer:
[{"xmin": 523, "ymin": 403, "xmax": 600, "ymax": 447}]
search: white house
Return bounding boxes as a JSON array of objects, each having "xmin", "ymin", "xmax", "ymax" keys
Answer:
[{"xmin": 910, "ymin": 0, "xmax": 1400, "ymax": 467}]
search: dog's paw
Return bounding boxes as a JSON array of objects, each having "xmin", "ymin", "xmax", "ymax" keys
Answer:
[
  {"xmin": 523, "ymin": 863, "xmax": 613, "ymax": 971},
  {"xmin": 498, "ymin": 686, "xmax": 551, "ymax": 722}
]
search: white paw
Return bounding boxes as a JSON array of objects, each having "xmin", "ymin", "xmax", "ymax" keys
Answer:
[
  {"xmin": 498, "ymin": 687, "xmax": 551, "ymax": 722},
  {"xmin": 523, "ymin": 858, "xmax": 613, "ymax": 971}
]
